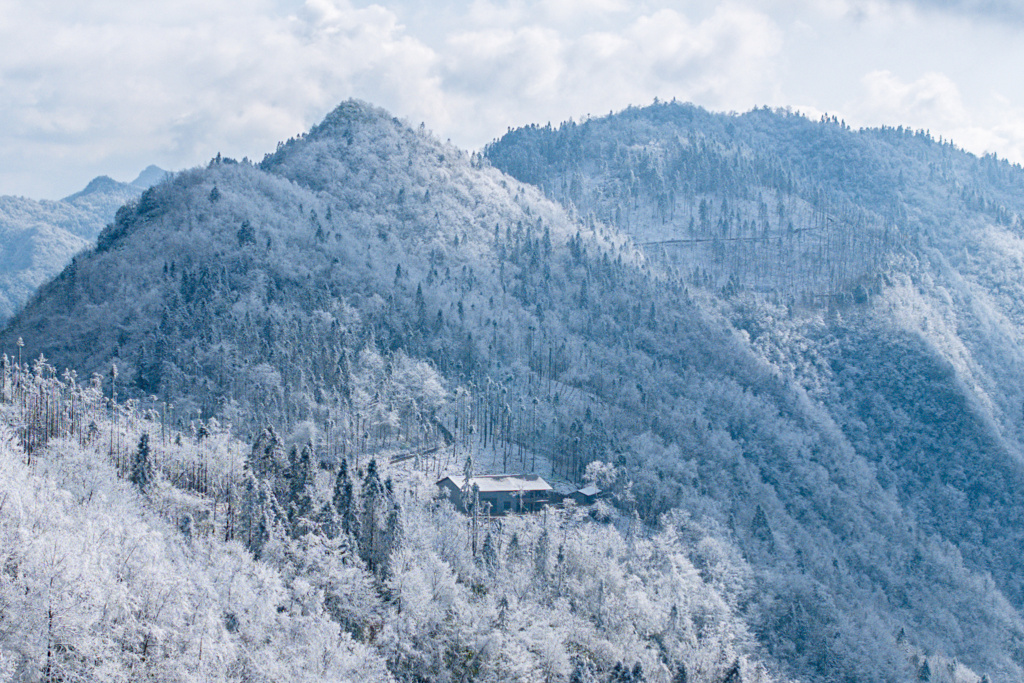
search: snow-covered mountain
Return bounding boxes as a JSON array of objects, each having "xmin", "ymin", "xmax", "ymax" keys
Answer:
[
  {"xmin": 0, "ymin": 166, "xmax": 168, "ymax": 322},
  {"xmin": 3, "ymin": 100, "xmax": 1024, "ymax": 681},
  {"xmin": 487, "ymin": 102, "xmax": 1024, "ymax": 680}
]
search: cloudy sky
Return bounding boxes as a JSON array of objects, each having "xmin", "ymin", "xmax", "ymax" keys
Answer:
[{"xmin": 2, "ymin": 0, "xmax": 1023, "ymax": 199}]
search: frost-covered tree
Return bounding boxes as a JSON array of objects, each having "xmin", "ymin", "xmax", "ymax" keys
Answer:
[
  {"xmin": 287, "ymin": 442, "xmax": 316, "ymax": 536},
  {"xmin": 359, "ymin": 459, "xmax": 394, "ymax": 577},
  {"xmin": 250, "ymin": 479, "xmax": 289, "ymax": 560},
  {"xmin": 130, "ymin": 432, "xmax": 152, "ymax": 492},
  {"xmin": 332, "ymin": 457, "xmax": 359, "ymax": 540}
]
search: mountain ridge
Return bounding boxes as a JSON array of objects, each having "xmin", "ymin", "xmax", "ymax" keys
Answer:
[
  {"xmin": 3, "ymin": 100, "xmax": 1024, "ymax": 681},
  {"xmin": 0, "ymin": 166, "xmax": 169, "ymax": 323}
]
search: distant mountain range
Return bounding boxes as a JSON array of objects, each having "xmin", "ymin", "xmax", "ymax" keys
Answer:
[
  {"xmin": 5, "ymin": 100, "xmax": 1024, "ymax": 681},
  {"xmin": 0, "ymin": 165, "xmax": 168, "ymax": 322}
]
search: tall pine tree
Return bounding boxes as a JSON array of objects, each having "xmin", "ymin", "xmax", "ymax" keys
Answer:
[
  {"xmin": 130, "ymin": 433, "xmax": 152, "ymax": 493},
  {"xmin": 288, "ymin": 442, "xmax": 316, "ymax": 537}
]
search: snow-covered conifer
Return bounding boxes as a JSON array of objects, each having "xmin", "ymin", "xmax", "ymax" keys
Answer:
[
  {"xmin": 130, "ymin": 432, "xmax": 152, "ymax": 492},
  {"xmin": 332, "ymin": 457, "xmax": 359, "ymax": 539},
  {"xmin": 287, "ymin": 442, "xmax": 316, "ymax": 536}
]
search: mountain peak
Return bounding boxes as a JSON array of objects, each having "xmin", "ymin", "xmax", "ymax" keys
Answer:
[
  {"xmin": 131, "ymin": 165, "xmax": 169, "ymax": 189},
  {"xmin": 258, "ymin": 98, "xmax": 445, "ymax": 196},
  {"xmin": 62, "ymin": 175, "xmax": 127, "ymax": 201},
  {"xmin": 310, "ymin": 99, "xmax": 392, "ymax": 138},
  {"xmin": 259, "ymin": 99, "xmax": 394, "ymax": 168},
  {"xmin": 61, "ymin": 165, "xmax": 168, "ymax": 203}
]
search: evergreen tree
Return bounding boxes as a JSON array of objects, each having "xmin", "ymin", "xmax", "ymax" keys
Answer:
[
  {"xmin": 751, "ymin": 504, "xmax": 775, "ymax": 549},
  {"xmin": 338, "ymin": 350, "xmax": 353, "ymax": 404},
  {"xmin": 507, "ymin": 531, "xmax": 520, "ymax": 563},
  {"xmin": 534, "ymin": 528, "xmax": 550, "ymax": 578},
  {"xmin": 380, "ymin": 480, "xmax": 403, "ymax": 578},
  {"xmin": 130, "ymin": 432, "xmax": 152, "ymax": 493},
  {"xmin": 481, "ymin": 530, "xmax": 498, "ymax": 571},
  {"xmin": 331, "ymin": 457, "xmax": 359, "ymax": 539},
  {"xmin": 360, "ymin": 459, "xmax": 388, "ymax": 575},
  {"xmin": 610, "ymin": 662, "xmax": 632, "ymax": 682},
  {"xmin": 237, "ymin": 219, "xmax": 256, "ymax": 247},
  {"xmin": 288, "ymin": 442, "xmax": 316, "ymax": 536},
  {"xmin": 315, "ymin": 501, "xmax": 340, "ymax": 539},
  {"xmin": 250, "ymin": 479, "xmax": 288, "ymax": 560},
  {"xmin": 240, "ymin": 467, "xmax": 261, "ymax": 549},
  {"xmin": 415, "ymin": 283, "xmax": 427, "ymax": 332},
  {"xmin": 461, "ymin": 454, "xmax": 474, "ymax": 510},
  {"xmin": 251, "ymin": 426, "xmax": 285, "ymax": 486}
]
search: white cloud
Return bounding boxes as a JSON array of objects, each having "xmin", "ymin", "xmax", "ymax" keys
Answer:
[
  {"xmin": 444, "ymin": 25, "xmax": 565, "ymax": 102},
  {"xmin": 889, "ymin": 0, "xmax": 1024, "ymax": 23},
  {"xmin": 2, "ymin": 0, "xmax": 788, "ymax": 198},
  {"xmin": 463, "ymin": 0, "xmax": 629, "ymax": 31},
  {"xmin": 3, "ymin": 0, "xmax": 1024, "ymax": 197},
  {"xmin": 538, "ymin": 0, "xmax": 630, "ymax": 24},
  {"xmin": 856, "ymin": 69, "xmax": 968, "ymax": 128},
  {"xmin": 843, "ymin": 69, "xmax": 1024, "ymax": 166},
  {"xmin": 0, "ymin": 0, "xmax": 442, "ymax": 197},
  {"xmin": 440, "ymin": 4, "xmax": 782, "ymax": 141}
]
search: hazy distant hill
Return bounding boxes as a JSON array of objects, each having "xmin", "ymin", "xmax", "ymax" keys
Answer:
[
  {"xmin": 6, "ymin": 101, "xmax": 1024, "ymax": 681},
  {"xmin": 0, "ymin": 166, "xmax": 168, "ymax": 322}
]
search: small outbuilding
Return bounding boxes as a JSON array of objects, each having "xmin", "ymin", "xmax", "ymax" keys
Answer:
[
  {"xmin": 570, "ymin": 484, "xmax": 607, "ymax": 506},
  {"xmin": 437, "ymin": 474, "xmax": 554, "ymax": 515}
]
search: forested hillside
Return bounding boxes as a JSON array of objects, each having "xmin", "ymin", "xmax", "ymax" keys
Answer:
[
  {"xmin": 485, "ymin": 102, "xmax": 1024, "ymax": 680},
  {"xmin": 3, "ymin": 100, "xmax": 1024, "ymax": 681},
  {"xmin": 0, "ymin": 166, "xmax": 167, "ymax": 322},
  {"xmin": 485, "ymin": 103, "xmax": 1024, "ymax": 305},
  {"xmin": 0, "ymin": 353, "xmax": 771, "ymax": 682}
]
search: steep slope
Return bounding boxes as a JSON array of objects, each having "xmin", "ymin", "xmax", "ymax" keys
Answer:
[
  {"xmin": 482, "ymin": 103, "xmax": 1024, "ymax": 681},
  {"xmin": 2, "ymin": 102, "xmax": 612, "ymax": 424},
  {"xmin": 4, "ymin": 100, "xmax": 1024, "ymax": 681},
  {"xmin": 0, "ymin": 167, "xmax": 168, "ymax": 322}
]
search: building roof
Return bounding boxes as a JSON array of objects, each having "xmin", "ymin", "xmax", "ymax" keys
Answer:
[
  {"xmin": 439, "ymin": 474, "xmax": 553, "ymax": 493},
  {"xmin": 576, "ymin": 484, "xmax": 602, "ymax": 497}
]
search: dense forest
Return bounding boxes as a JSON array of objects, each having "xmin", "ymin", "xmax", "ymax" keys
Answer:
[
  {"xmin": 0, "ymin": 357, "xmax": 766, "ymax": 682},
  {"xmin": 3, "ymin": 100, "xmax": 1024, "ymax": 681},
  {"xmin": 485, "ymin": 102, "xmax": 1024, "ymax": 306}
]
